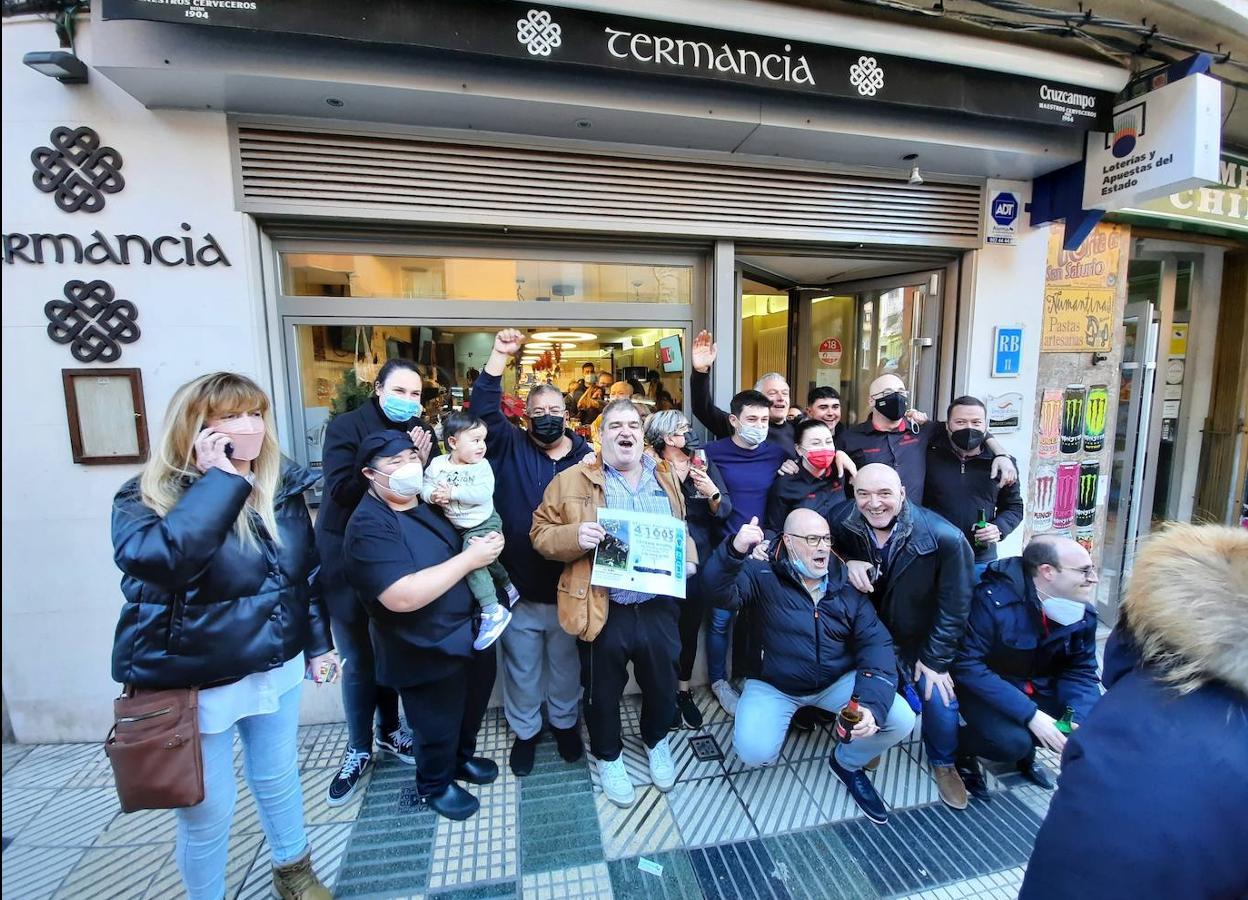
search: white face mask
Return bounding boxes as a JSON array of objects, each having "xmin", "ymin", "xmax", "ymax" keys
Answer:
[
  {"xmin": 737, "ymin": 424, "xmax": 768, "ymax": 447},
  {"xmin": 379, "ymin": 461, "xmax": 424, "ymax": 498},
  {"xmin": 1040, "ymin": 595, "xmax": 1087, "ymax": 627}
]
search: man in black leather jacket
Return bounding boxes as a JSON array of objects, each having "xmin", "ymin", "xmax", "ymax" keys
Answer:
[{"xmin": 832, "ymin": 463, "xmax": 975, "ymax": 810}]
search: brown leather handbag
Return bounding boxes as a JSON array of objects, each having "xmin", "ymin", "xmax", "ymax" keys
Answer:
[{"xmin": 105, "ymin": 686, "xmax": 204, "ymax": 813}]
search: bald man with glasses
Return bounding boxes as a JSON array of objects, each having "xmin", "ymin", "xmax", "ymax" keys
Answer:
[{"xmin": 702, "ymin": 508, "xmax": 916, "ymax": 825}]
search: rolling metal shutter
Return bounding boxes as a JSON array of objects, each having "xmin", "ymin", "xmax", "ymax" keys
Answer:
[{"xmin": 234, "ymin": 123, "xmax": 983, "ymax": 248}]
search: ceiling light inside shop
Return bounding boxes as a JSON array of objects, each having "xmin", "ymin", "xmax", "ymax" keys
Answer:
[
  {"xmin": 531, "ymin": 331, "xmax": 597, "ymax": 342},
  {"xmin": 525, "ymin": 342, "xmax": 553, "ymax": 349}
]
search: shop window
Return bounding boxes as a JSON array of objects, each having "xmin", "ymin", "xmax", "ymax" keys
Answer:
[{"xmin": 280, "ymin": 253, "xmax": 693, "ymax": 304}]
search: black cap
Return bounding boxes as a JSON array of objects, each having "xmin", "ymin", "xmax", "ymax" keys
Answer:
[{"xmin": 354, "ymin": 430, "xmax": 417, "ymax": 472}]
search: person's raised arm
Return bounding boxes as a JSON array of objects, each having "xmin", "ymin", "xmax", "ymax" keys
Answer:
[
  {"xmin": 689, "ymin": 330, "xmax": 733, "ymax": 439},
  {"xmin": 703, "ymin": 518, "xmax": 765, "ymax": 611},
  {"xmin": 472, "ymin": 329, "xmax": 525, "ymax": 446}
]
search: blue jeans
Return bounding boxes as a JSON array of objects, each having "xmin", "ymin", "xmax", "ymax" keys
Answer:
[
  {"xmin": 707, "ymin": 607, "xmax": 733, "ymax": 684},
  {"xmin": 733, "ymin": 673, "xmax": 916, "ymax": 770},
  {"xmin": 175, "ymin": 683, "xmax": 308, "ymax": 900},
  {"xmin": 917, "ymin": 673, "xmax": 961, "ymax": 767}
]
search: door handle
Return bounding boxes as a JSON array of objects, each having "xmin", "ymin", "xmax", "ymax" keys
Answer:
[{"xmin": 911, "ymin": 338, "xmax": 934, "ymax": 347}]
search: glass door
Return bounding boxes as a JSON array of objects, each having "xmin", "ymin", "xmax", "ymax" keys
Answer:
[
  {"xmin": 1098, "ymin": 300, "xmax": 1158, "ymax": 624},
  {"xmin": 797, "ymin": 271, "xmax": 942, "ymax": 424}
]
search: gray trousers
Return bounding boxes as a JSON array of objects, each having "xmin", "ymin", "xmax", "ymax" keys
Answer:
[{"xmin": 500, "ymin": 599, "xmax": 582, "ymax": 740}]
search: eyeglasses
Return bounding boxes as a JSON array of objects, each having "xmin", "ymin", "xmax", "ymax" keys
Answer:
[
  {"xmin": 527, "ymin": 407, "xmax": 565, "ymax": 418},
  {"xmin": 1056, "ymin": 564, "xmax": 1098, "ymax": 579},
  {"xmin": 785, "ymin": 533, "xmax": 833, "ymax": 548}
]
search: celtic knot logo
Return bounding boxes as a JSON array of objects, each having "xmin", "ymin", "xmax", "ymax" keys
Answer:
[
  {"xmin": 30, "ymin": 126, "xmax": 125, "ymax": 214},
  {"xmin": 516, "ymin": 9, "xmax": 561, "ymax": 57},
  {"xmin": 45, "ymin": 279, "xmax": 140, "ymax": 363},
  {"xmin": 849, "ymin": 56, "xmax": 885, "ymax": 97}
]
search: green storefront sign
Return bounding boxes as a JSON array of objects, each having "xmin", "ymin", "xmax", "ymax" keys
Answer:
[{"xmin": 1117, "ymin": 152, "xmax": 1248, "ymax": 236}]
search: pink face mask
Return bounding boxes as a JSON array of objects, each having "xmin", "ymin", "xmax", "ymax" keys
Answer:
[{"xmin": 213, "ymin": 417, "xmax": 266, "ymax": 461}]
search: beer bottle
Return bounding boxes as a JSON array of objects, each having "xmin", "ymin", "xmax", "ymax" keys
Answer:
[
  {"xmin": 974, "ymin": 508, "xmax": 989, "ymax": 549},
  {"xmin": 1054, "ymin": 706, "xmax": 1076, "ymax": 735},
  {"xmin": 835, "ymin": 695, "xmax": 864, "ymax": 743}
]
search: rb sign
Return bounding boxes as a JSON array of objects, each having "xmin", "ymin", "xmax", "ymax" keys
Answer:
[{"xmin": 992, "ymin": 327, "xmax": 1023, "ymax": 377}]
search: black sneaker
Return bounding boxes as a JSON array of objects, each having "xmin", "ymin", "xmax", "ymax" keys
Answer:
[
  {"xmin": 326, "ymin": 748, "xmax": 372, "ymax": 807},
  {"xmin": 376, "ymin": 728, "xmax": 416, "ymax": 765},
  {"xmin": 552, "ymin": 725, "xmax": 584, "ymax": 763},
  {"xmin": 828, "ymin": 749, "xmax": 890, "ymax": 824},
  {"xmin": 676, "ymin": 691, "xmax": 704, "ymax": 729},
  {"xmin": 956, "ymin": 755, "xmax": 991, "ymax": 801},
  {"xmin": 510, "ymin": 734, "xmax": 539, "ymax": 776},
  {"xmin": 1017, "ymin": 751, "xmax": 1055, "ymax": 790}
]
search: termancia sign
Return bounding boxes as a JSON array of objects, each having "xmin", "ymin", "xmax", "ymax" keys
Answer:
[{"xmin": 101, "ymin": 0, "xmax": 1113, "ymax": 131}]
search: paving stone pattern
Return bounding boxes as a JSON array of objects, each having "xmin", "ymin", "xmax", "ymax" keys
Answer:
[{"xmin": 1, "ymin": 691, "xmax": 1054, "ymax": 899}]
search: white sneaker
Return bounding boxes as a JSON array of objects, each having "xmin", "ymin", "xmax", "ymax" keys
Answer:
[
  {"xmin": 712, "ymin": 679, "xmax": 740, "ymax": 717},
  {"xmin": 647, "ymin": 736, "xmax": 676, "ymax": 792},
  {"xmin": 473, "ymin": 604, "xmax": 512, "ymax": 651},
  {"xmin": 598, "ymin": 756, "xmax": 636, "ymax": 808}
]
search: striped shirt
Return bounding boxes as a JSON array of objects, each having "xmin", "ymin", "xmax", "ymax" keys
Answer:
[{"xmin": 602, "ymin": 455, "xmax": 672, "ymax": 605}]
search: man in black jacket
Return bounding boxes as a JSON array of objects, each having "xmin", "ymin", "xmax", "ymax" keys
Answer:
[
  {"xmin": 471, "ymin": 330, "xmax": 593, "ymax": 776},
  {"xmin": 923, "ymin": 396, "xmax": 1024, "ymax": 578},
  {"xmin": 835, "ymin": 463, "xmax": 975, "ymax": 810},
  {"xmin": 704, "ymin": 509, "xmax": 917, "ymax": 824}
]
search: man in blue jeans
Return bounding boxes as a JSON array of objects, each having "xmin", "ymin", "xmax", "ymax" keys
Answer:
[
  {"xmin": 703, "ymin": 509, "xmax": 916, "ymax": 824},
  {"xmin": 833, "ymin": 464, "xmax": 975, "ymax": 811}
]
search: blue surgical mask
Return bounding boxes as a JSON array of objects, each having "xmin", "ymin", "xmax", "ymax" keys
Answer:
[
  {"xmin": 737, "ymin": 424, "xmax": 768, "ymax": 447},
  {"xmin": 787, "ymin": 548, "xmax": 828, "ymax": 586},
  {"xmin": 380, "ymin": 393, "xmax": 422, "ymax": 423}
]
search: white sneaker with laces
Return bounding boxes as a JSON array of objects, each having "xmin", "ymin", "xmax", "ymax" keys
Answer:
[
  {"xmin": 598, "ymin": 756, "xmax": 636, "ymax": 808},
  {"xmin": 648, "ymin": 735, "xmax": 676, "ymax": 791},
  {"xmin": 474, "ymin": 604, "xmax": 513, "ymax": 651},
  {"xmin": 712, "ymin": 679, "xmax": 740, "ymax": 716}
]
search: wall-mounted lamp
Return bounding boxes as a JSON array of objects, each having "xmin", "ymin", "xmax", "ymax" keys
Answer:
[
  {"xmin": 23, "ymin": 50, "xmax": 87, "ymax": 84},
  {"xmin": 902, "ymin": 153, "xmax": 923, "ymax": 186}
]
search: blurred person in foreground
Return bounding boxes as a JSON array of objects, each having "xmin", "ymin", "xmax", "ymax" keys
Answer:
[{"xmin": 1020, "ymin": 523, "xmax": 1247, "ymax": 900}]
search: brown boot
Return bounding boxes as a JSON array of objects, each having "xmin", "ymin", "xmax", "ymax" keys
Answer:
[
  {"xmin": 932, "ymin": 764, "xmax": 969, "ymax": 810},
  {"xmin": 864, "ymin": 756, "xmax": 882, "ymax": 771},
  {"xmin": 273, "ymin": 849, "xmax": 332, "ymax": 900}
]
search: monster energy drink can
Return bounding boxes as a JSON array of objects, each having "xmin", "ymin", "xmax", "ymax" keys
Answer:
[
  {"xmin": 1060, "ymin": 385, "xmax": 1086, "ymax": 454},
  {"xmin": 1053, "ymin": 462, "xmax": 1080, "ymax": 531},
  {"xmin": 1031, "ymin": 464, "xmax": 1056, "ymax": 532},
  {"xmin": 1075, "ymin": 460, "xmax": 1100, "ymax": 528},
  {"xmin": 1083, "ymin": 385, "xmax": 1109, "ymax": 453},
  {"xmin": 1038, "ymin": 390, "xmax": 1062, "ymax": 460}
]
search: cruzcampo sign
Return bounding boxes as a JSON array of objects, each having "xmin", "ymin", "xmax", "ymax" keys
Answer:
[
  {"xmin": 1124, "ymin": 152, "xmax": 1248, "ymax": 234},
  {"xmin": 100, "ymin": 0, "xmax": 1114, "ymax": 131}
]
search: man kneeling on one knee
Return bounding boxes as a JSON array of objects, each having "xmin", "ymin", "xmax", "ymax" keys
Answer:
[{"xmin": 703, "ymin": 509, "xmax": 916, "ymax": 824}]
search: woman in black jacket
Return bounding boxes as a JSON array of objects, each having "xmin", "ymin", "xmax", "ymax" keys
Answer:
[
  {"xmin": 110, "ymin": 372, "xmax": 335, "ymax": 900},
  {"xmin": 314, "ymin": 358, "xmax": 440, "ymax": 806},
  {"xmin": 644, "ymin": 409, "xmax": 732, "ymax": 728}
]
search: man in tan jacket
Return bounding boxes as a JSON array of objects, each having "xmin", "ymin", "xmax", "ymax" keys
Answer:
[{"xmin": 531, "ymin": 398, "xmax": 697, "ymax": 808}]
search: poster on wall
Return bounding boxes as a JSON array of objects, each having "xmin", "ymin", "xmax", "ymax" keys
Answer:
[{"xmin": 1040, "ymin": 287, "xmax": 1114, "ymax": 352}]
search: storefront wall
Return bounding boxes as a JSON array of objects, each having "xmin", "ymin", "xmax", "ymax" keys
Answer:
[{"xmin": 5, "ymin": 14, "xmax": 1058, "ymax": 742}]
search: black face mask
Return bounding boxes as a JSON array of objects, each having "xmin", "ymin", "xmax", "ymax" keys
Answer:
[
  {"xmin": 529, "ymin": 415, "xmax": 565, "ymax": 444},
  {"xmin": 950, "ymin": 427, "xmax": 986, "ymax": 452},
  {"xmin": 873, "ymin": 391, "xmax": 909, "ymax": 421}
]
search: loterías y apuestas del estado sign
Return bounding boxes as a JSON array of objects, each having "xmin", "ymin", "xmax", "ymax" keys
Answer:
[{"xmin": 2, "ymin": 225, "xmax": 231, "ymax": 267}]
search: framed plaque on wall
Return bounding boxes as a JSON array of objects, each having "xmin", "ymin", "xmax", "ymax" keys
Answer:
[{"xmin": 62, "ymin": 368, "xmax": 149, "ymax": 464}]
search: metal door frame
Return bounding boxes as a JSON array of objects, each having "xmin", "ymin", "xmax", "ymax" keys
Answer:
[{"xmin": 1100, "ymin": 300, "xmax": 1158, "ymax": 621}]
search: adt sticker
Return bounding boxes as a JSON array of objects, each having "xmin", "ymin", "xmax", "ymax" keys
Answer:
[{"xmin": 984, "ymin": 180, "xmax": 1024, "ymax": 246}]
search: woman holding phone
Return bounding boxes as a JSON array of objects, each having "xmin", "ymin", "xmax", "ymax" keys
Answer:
[
  {"xmin": 110, "ymin": 372, "xmax": 337, "ymax": 900},
  {"xmin": 644, "ymin": 410, "xmax": 732, "ymax": 729}
]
